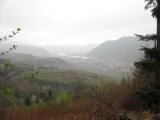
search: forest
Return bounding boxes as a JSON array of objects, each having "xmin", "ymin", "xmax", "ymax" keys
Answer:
[{"xmin": 0, "ymin": 0, "xmax": 160, "ymax": 120}]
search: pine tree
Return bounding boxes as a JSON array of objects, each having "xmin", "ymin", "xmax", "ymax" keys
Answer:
[{"xmin": 133, "ymin": 0, "xmax": 160, "ymax": 109}]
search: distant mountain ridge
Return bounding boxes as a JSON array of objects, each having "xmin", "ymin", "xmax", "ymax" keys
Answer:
[
  {"xmin": 0, "ymin": 43, "xmax": 55, "ymax": 58},
  {"xmin": 44, "ymin": 44, "xmax": 98, "ymax": 55},
  {"xmin": 87, "ymin": 36, "xmax": 150, "ymax": 63},
  {"xmin": 1, "ymin": 53, "xmax": 71, "ymax": 69}
]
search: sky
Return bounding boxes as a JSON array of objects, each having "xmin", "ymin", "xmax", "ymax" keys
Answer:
[{"xmin": 0, "ymin": 0, "xmax": 156, "ymax": 45}]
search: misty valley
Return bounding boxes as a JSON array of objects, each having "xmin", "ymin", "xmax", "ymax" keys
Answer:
[
  {"xmin": 1, "ymin": 36, "xmax": 140, "ymax": 80},
  {"xmin": 0, "ymin": 0, "xmax": 160, "ymax": 119},
  {"xmin": 0, "ymin": 35, "xmax": 156, "ymax": 120}
]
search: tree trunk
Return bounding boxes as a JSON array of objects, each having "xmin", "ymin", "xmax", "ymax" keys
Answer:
[
  {"xmin": 157, "ymin": 18, "xmax": 160, "ymax": 50},
  {"xmin": 155, "ymin": 1, "xmax": 160, "ymax": 81},
  {"xmin": 157, "ymin": 0, "xmax": 160, "ymax": 49}
]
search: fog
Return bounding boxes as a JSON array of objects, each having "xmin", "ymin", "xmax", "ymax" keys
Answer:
[{"xmin": 0, "ymin": 0, "xmax": 156, "ymax": 45}]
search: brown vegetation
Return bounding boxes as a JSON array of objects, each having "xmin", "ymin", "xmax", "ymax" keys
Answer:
[{"xmin": 0, "ymin": 81, "xmax": 135, "ymax": 120}]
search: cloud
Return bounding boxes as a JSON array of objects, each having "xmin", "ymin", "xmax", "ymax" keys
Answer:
[{"xmin": 0, "ymin": 0, "xmax": 156, "ymax": 45}]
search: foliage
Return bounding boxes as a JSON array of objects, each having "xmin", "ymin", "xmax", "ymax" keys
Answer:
[
  {"xmin": 55, "ymin": 90, "xmax": 73, "ymax": 105},
  {"xmin": 133, "ymin": 33, "xmax": 160, "ymax": 110},
  {"xmin": 145, "ymin": 0, "xmax": 160, "ymax": 18},
  {"xmin": 0, "ymin": 28, "xmax": 21, "ymax": 56},
  {"xmin": 131, "ymin": 0, "xmax": 160, "ymax": 111},
  {"xmin": 0, "ymin": 86, "xmax": 19, "ymax": 107}
]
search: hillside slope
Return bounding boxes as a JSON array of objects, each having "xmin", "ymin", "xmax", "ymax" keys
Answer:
[
  {"xmin": 1, "ymin": 53, "xmax": 70, "ymax": 69},
  {"xmin": 0, "ymin": 44, "xmax": 55, "ymax": 57},
  {"xmin": 87, "ymin": 36, "xmax": 147, "ymax": 63}
]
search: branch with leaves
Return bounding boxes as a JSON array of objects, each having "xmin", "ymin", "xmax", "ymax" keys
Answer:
[
  {"xmin": 145, "ymin": 0, "xmax": 160, "ymax": 18},
  {"xmin": 0, "ymin": 28, "xmax": 21, "ymax": 56}
]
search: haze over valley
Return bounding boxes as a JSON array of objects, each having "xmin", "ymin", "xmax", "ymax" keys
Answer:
[
  {"xmin": 0, "ymin": 36, "xmax": 148, "ymax": 79},
  {"xmin": 1, "ymin": 0, "xmax": 160, "ymax": 119}
]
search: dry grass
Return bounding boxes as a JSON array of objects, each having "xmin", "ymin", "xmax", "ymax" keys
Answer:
[{"xmin": 0, "ymin": 99, "xmax": 93, "ymax": 120}]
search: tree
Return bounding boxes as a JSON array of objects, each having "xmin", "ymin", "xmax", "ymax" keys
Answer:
[
  {"xmin": 133, "ymin": 0, "xmax": 160, "ymax": 110},
  {"xmin": 0, "ymin": 28, "xmax": 21, "ymax": 84},
  {"xmin": 145, "ymin": 0, "xmax": 160, "ymax": 49},
  {"xmin": 0, "ymin": 28, "xmax": 22, "ymax": 107},
  {"xmin": 146, "ymin": 0, "xmax": 160, "ymax": 83},
  {"xmin": 85, "ymin": 81, "xmax": 119, "ymax": 120}
]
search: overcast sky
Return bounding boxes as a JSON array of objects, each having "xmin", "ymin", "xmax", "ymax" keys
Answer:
[{"xmin": 0, "ymin": 0, "xmax": 156, "ymax": 45}]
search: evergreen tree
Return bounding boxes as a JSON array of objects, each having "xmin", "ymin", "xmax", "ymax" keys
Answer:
[
  {"xmin": 133, "ymin": 0, "xmax": 160, "ymax": 109},
  {"xmin": 144, "ymin": 0, "xmax": 160, "ymax": 48}
]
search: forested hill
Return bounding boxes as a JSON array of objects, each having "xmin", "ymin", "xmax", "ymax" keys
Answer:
[
  {"xmin": 87, "ymin": 36, "xmax": 149, "ymax": 63},
  {"xmin": 1, "ymin": 53, "xmax": 71, "ymax": 69}
]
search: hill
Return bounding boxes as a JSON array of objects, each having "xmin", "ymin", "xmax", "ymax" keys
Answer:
[
  {"xmin": 87, "ymin": 36, "xmax": 148, "ymax": 63},
  {"xmin": 0, "ymin": 60, "xmax": 114, "ymax": 107},
  {"xmin": 0, "ymin": 43, "xmax": 55, "ymax": 57},
  {"xmin": 1, "ymin": 53, "xmax": 70, "ymax": 69}
]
